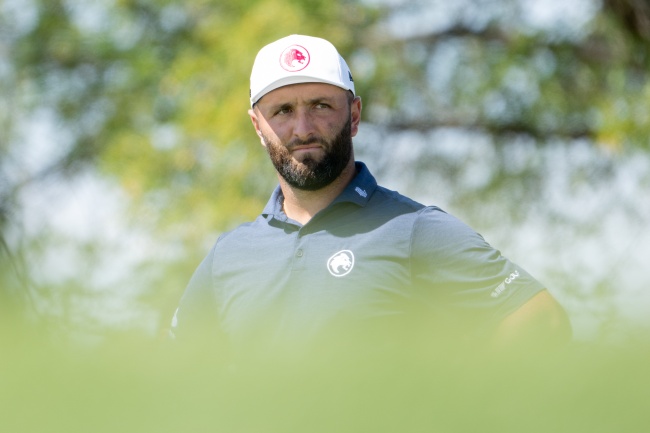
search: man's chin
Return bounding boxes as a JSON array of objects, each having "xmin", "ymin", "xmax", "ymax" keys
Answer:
[
  {"xmin": 291, "ymin": 154, "xmax": 324, "ymax": 170},
  {"xmin": 291, "ymin": 148, "xmax": 325, "ymax": 162}
]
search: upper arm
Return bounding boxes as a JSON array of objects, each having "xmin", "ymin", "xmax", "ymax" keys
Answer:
[
  {"xmin": 491, "ymin": 289, "xmax": 572, "ymax": 350},
  {"xmin": 412, "ymin": 208, "xmax": 548, "ymax": 324}
]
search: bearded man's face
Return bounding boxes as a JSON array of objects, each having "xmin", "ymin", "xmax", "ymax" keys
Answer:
[
  {"xmin": 249, "ymin": 83, "xmax": 361, "ymax": 191},
  {"xmin": 261, "ymin": 115, "xmax": 353, "ymax": 191}
]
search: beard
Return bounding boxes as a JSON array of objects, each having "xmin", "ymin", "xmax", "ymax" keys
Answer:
[{"xmin": 262, "ymin": 116, "xmax": 353, "ymax": 191}]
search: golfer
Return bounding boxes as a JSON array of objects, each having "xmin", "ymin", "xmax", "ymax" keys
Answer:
[{"xmin": 172, "ymin": 34, "xmax": 571, "ymax": 351}]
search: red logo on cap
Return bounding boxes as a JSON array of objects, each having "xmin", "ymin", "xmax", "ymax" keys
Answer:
[{"xmin": 280, "ymin": 45, "xmax": 310, "ymax": 72}]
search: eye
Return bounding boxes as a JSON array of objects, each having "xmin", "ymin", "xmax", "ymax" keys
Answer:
[
  {"xmin": 274, "ymin": 105, "xmax": 293, "ymax": 116},
  {"xmin": 314, "ymin": 102, "xmax": 331, "ymax": 110}
]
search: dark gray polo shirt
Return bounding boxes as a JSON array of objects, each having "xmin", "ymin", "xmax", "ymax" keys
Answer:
[{"xmin": 173, "ymin": 162, "xmax": 544, "ymax": 346}]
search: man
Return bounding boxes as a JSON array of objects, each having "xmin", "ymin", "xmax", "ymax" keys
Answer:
[{"xmin": 172, "ymin": 34, "xmax": 571, "ymax": 353}]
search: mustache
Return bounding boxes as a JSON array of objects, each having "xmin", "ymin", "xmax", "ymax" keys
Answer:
[{"xmin": 288, "ymin": 137, "xmax": 328, "ymax": 149}]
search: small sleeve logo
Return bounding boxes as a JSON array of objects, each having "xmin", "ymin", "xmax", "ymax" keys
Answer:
[{"xmin": 491, "ymin": 270, "xmax": 520, "ymax": 298}]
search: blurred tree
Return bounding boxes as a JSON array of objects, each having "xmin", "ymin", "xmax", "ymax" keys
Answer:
[
  {"xmin": 0, "ymin": 0, "xmax": 376, "ymax": 335},
  {"xmin": 356, "ymin": 0, "xmax": 650, "ymax": 149}
]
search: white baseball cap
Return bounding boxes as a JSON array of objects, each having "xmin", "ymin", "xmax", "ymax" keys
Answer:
[{"xmin": 249, "ymin": 34, "xmax": 355, "ymax": 106}]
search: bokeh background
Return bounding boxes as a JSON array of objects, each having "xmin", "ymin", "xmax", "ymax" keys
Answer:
[{"xmin": 2, "ymin": 0, "xmax": 650, "ymax": 431}]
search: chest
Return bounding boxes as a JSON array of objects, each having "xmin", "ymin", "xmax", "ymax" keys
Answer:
[{"xmin": 212, "ymin": 218, "xmax": 417, "ymax": 338}]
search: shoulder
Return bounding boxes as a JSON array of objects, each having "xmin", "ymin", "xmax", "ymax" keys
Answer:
[
  {"xmin": 362, "ymin": 188, "xmax": 478, "ymax": 246},
  {"xmin": 369, "ymin": 185, "xmax": 426, "ymax": 213},
  {"xmin": 214, "ymin": 215, "xmax": 270, "ymax": 246},
  {"xmin": 410, "ymin": 206, "xmax": 494, "ymax": 261},
  {"xmin": 413, "ymin": 206, "xmax": 481, "ymax": 238}
]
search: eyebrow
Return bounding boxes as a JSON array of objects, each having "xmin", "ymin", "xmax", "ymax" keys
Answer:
[
  {"xmin": 306, "ymin": 96, "xmax": 337, "ymax": 106},
  {"xmin": 265, "ymin": 96, "xmax": 337, "ymax": 112}
]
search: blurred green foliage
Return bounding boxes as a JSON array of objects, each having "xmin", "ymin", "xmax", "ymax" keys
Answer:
[
  {"xmin": 2, "ymin": 324, "xmax": 650, "ymax": 433},
  {"xmin": 1, "ymin": 0, "xmax": 377, "ymax": 332}
]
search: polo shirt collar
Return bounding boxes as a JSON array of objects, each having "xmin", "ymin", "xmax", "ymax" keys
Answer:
[
  {"xmin": 261, "ymin": 161, "xmax": 377, "ymax": 222},
  {"xmin": 332, "ymin": 161, "xmax": 377, "ymax": 207}
]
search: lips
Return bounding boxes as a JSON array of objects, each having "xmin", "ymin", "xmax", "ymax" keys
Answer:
[
  {"xmin": 291, "ymin": 145, "xmax": 322, "ymax": 152},
  {"xmin": 288, "ymin": 139, "xmax": 325, "ymax": 153}
]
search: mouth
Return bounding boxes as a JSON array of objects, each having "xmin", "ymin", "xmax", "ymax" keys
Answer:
[
  {"xmin": 292, "ymin": 144, "xmax": 320, "ymax": 150},
  {"xmin": 290, "ymin": 144, "xmax": 323, "ymax": 154}
]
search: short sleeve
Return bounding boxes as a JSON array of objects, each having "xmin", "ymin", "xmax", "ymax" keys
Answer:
[{"xmin": 411, "ymin": 207, "xmax": 545, "ymax": 332}]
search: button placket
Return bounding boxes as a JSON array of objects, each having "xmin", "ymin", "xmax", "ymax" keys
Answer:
[{"xmin": 292, "ymin": 233, "xmax": 309, "ymax": 270}]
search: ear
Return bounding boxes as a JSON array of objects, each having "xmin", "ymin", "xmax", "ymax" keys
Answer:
[
  {"xmin": 350, "ymin": 96, "xmax": 362, "ymax": 138},
  {"xmin": 248, "ymin": 108, "xmax": 266, "ymax": 147}
]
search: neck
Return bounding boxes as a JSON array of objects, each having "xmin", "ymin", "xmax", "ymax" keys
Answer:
[{"xmin": 280, "ymin": 160, "xmax": 356, "ymax": 225}]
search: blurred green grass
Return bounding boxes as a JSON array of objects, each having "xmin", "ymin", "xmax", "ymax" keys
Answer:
[{"xmin": 3, "ymin": 321, "xmax": 649, "ymax": 433}]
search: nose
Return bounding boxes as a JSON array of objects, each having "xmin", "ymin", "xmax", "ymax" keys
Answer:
[{"xmin": 292, "ymin": 109, "xmax": 316, "ymax": 142}]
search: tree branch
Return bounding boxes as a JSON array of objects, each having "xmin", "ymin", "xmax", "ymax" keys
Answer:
[{"xmin": 382, "ymin": 118, "xmax": 594, "ymax": 141}]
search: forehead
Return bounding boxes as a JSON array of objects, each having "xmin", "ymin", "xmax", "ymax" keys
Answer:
[{"xmin": 257, "ymin": 82, "xmax": 348, "ymax": 106}]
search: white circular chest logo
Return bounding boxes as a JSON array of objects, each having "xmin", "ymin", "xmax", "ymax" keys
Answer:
[
  {"xmin": 327, "ymin": 250, "xmax": 354, "ymax": 277},
  {"xmin": 280, "ymin": 45, "xmax": 310, "ymax": 72}
]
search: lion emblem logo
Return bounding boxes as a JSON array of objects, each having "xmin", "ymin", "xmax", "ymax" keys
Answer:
[
  {"xmin": 280, "ymin": 45, "xmax": 310, "ymax": 72},
  {"xmin": 327, "ymin": 250, "xmax": 355, "ymax": 277}
]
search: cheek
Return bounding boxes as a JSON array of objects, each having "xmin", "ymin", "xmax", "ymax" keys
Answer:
[
  {"xmin": 261, "ymin": 123, "xmax": 288, "ymax": 144},
  {"xmin": 261, "ymin": 133, "xmax": 287, "ymax": 156},
  {"xmin": 329, "ymin": 112, "xmax": 351, "ymax": 134},
  {"xmin": 256, "ymin": 125, "xmax": 277, "ymax": 147}
]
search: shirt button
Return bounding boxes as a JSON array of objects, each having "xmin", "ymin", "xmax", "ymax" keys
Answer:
[{"xmin": 296, "ymin": 249, "xmax": 304, "ymax": 257}]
